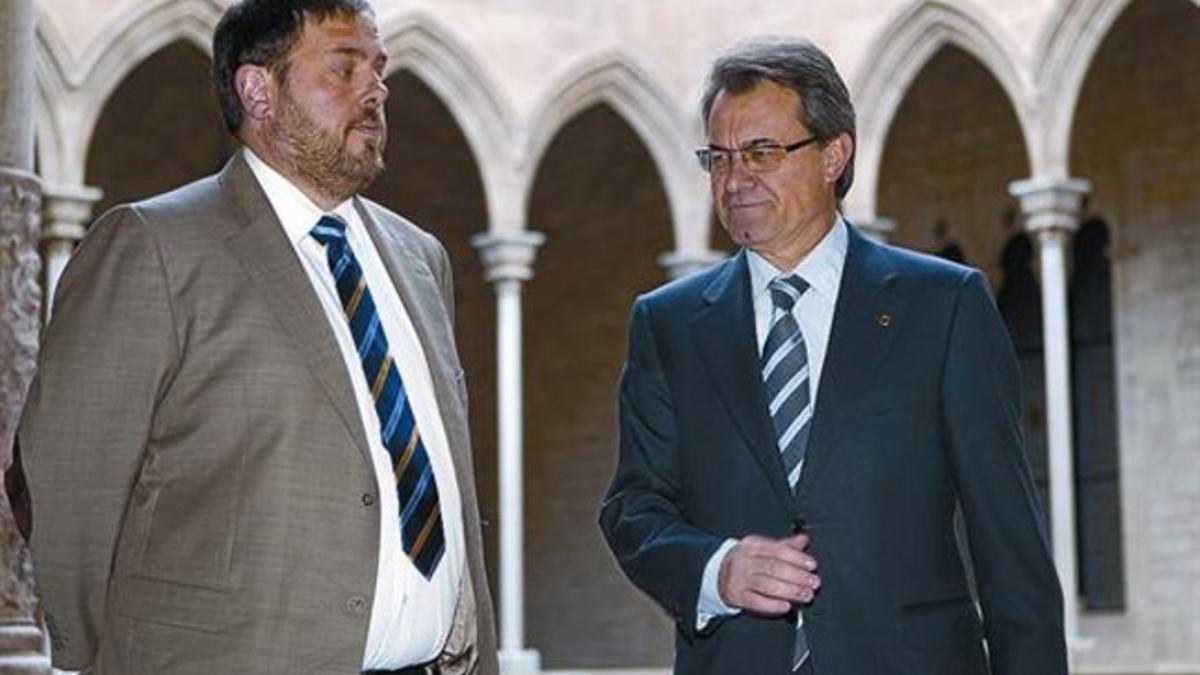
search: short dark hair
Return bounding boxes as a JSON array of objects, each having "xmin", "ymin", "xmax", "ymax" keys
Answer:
[
  {"xmin": 701, "ymin": 36, "xmax": 857, "ymax": 199},
  {"xmin": 212, "ymin": 0, "xmax": 373, "ymax": 135}
]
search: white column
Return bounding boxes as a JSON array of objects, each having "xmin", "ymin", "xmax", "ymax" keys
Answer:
[
  {"xmin": 657, "ymin": 249, "xmax": 725, "ymax": 280},
  {"xmin": 40, "ymin": 183, "xmax": 102, "ymax": 323},
  {"xmin": 1008, "ymin": 176, "xmax": 1090, "ymax": 653},
  {"xmin": 471, "ymin": 230, "xmax": 545, "ymax": 674}
]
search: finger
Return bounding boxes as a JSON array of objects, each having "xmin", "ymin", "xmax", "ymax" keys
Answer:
[
  {"xmin": 748, "ymin": 541, "xmax": 818, "ymax": 573},
  {"xmin": 781, "ymin": 532, "xmax": 811, "ymax": 552},
  {"xmin": 739, "ymin": 589, "xmax": 793, "ymax": 616},
  {"xmin": 746, "ymin": 573, "xmax": 813, "ymax": 604},
  {"xmin": 755, "ymin": 562, "xmax": 820, "ymax": 592}
]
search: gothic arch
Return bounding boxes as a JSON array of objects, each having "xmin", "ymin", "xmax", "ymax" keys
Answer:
[
  {"xmin": 524, "ymin": 52, "xmax": 708, "ymax": 252},
  {"xmin": 73, "ymin": 0, "xmax": 222, "ymax": 175},
  {"xmin": 380, "ymin": 11, "xmax": 518, "ymax": 235},
  {"xmin": 34, "ymin": 12, "xmax": 74, "ymax": 183},
  {"xmin": 847, "ymin": 0, "xmax": 1034, "ymax": 219},
  {"xmin": 1034, "ymin": 0, "xmax": 1200, "ymax": 176}
]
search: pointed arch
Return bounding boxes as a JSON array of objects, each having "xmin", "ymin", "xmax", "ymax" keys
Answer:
[
  {"xmin": 380, "ymin": 11, "xmax": 518, "ymax": 236},
  {"xmin": 34, "ymin": 12, "xmax": 75, "ymax": 182},
  {"xmin": 70, "ymin": 0, "xmax": 222, "ymax": 173},
  {"xmin": 846, "ymin": 0, "xmax": 1034, "ymax": 219},
  {"xmin": 1034, "ymin": 0, "xmax": 1200, "ymax": 176},
  {"xmin": 523, "ymin": 52, "xmax": 707, "ymax": 252}
]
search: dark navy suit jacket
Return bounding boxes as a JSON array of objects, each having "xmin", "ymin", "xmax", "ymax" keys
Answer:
[{"xmin": 600, "ymin": 225, "xmax": 1067, "ymax": 674}]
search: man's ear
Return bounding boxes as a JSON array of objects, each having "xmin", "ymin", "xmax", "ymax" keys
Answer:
[
  {"xmin": 235, "ymin": 64, "xmax": 274, "ymax": 124},
  {"xmin": 822, "ymin": 133, "xmax": 854, "ymax": 187}
]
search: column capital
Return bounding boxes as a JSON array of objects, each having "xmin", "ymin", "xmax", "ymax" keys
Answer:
[
  {"xmin": 658, "ymin": 249, "xmax": 726, "ymax": 280},
  {"xmin": 471, "ymin": 231, "xmax": 546, "ymax": 284},
  {"xmin": 1008, "ymin": 176, "xmax": 1091, "ymax": 235},
  {"xmin": 41, "ymin": 182, "xmax": 102, "ymax": 242}
]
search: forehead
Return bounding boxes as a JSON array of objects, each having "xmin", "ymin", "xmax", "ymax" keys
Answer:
[
  {"xmin": 707, "ymin": 81, "xmax": 806, "ymax": 138},
  {"xmin": 294, "ymin": 11, "xmax": 383, "ymax": 53}
]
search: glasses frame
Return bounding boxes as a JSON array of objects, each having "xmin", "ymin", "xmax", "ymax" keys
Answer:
[{"xmin": 695, "ymin": 136, "xmax": 820, "ymax": 174}]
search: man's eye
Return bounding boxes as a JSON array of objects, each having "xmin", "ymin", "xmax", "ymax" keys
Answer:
[{"xmin": 748, "ymin": 147, "xmax": 779, "ymax": 162}]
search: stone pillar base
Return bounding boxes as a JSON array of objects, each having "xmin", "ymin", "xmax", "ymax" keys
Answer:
[
  {"xmin": 499, "ymin": 648, "xmax": 542, "ymax": 674},
  {"xmin": 0, "ymin": 623, "xmax": 48, "ymax": 673}
]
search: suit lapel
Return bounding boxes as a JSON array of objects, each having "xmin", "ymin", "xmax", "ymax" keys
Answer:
[
  {"xmin": 216, "ymin": 154, "xmax": 371, "ymax": 461},
  {"xmin": 796, "ymin": 225, "xmax": 903, "ymax": 501},
  {"xmin": 355, "ymin": 201, "xmax": 473, "ymax": 486},
  {"xmin": 691, "ymin": 251, "xmax": 794, "ymax": 513}
]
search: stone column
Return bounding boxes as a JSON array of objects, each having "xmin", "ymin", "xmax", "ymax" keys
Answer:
[
  {"xmin": 1009, "ymin": 176, "xmax": 1090, "ymax": 652},
  {"xmin": 1, "ymin": 0, "xmax": 50, "ymax": 670},
  {"xmin": 658, "ymin": 249, "xmax": 725, "ymax": 280},
  {"xmin": 471, "ymin": 231, "xmax": 545, "ymax": 674},
  {"xmin": 40, "ymin": 184, "xmax": 103, "ymax": 323}
]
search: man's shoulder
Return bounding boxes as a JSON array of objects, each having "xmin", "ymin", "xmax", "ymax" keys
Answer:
[
  {"xmin": 124, "ymin": 172, "xmax": 227, "ymax": 223},
  {"xmin": 856, "ymin": 230, "xmax": 978, "ymax": 292},
  {"xmin": 356, "ymin": 196, "xmax": 442, "ymax": 254},
  {"xmin": 635, "ymin": 253, "xmax": 737, "ymax": 315}
]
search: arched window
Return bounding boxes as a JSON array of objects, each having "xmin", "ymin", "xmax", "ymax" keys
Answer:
[{"xmin": 1069, "ymin": 214, "xmax": 1126, "ymax": 610}]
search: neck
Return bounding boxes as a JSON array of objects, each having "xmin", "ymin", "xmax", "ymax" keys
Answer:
[
  {"xmin": 242, "ymin": 135, "xmax": 346, "ymax": 212},
  {"xmin": 758, "ymin": 211, "xmax": 838, "ymax": 273}
]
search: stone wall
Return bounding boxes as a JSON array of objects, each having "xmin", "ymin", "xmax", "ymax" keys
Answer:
[{"xmin": 1069, "ymin": 0, "xmax": 1200, "ymax": 668}]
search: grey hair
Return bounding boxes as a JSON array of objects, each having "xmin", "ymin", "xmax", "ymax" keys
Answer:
[{"xmin": 701, "ymin": 36, "xmax": 856, "ymax": 198}]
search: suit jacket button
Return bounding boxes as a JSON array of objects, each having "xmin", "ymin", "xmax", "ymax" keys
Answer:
[
  {"xmin": 346, "ymin": 596, "xmax": 369, "ymax": 616},
  {"xmin": 361, "ymin": 492, "xmax": 375, "ymax": 506}
]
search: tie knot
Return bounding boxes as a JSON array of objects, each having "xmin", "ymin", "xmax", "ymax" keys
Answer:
[
  {"xmin": 311, "ymin": 215, "xmax": 347, "ymax": 247},
  {"xmin": 769, "ymin": 275, "xmax": 809, "ymax": 311}
]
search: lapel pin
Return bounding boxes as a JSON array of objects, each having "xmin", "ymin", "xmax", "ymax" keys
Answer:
[{"xmin": 875, "ymin": 313, "xmax": 892, "ymax": 328}]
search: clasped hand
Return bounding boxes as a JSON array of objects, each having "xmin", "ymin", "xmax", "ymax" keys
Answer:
[{"xmin": 718, "ymin": 533, "xmax": 820, "ymax": 616}]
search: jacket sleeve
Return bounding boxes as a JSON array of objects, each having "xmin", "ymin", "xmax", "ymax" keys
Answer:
[
  {"xmin": 18, "ymin": 205, "xmax": 179, "ymax": 669},
  {"xmin": 940, "ymin": 270, "xmax": 1068, "ymax": 674},
  {"xmin": 599, "ymin": 298, "xmax": 724, "ymax": 637}
]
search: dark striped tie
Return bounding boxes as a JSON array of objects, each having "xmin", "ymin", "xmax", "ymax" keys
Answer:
[
  {"xmin": 761, "ymin": 275, "xmax": 812, "ymax": 669},
  {"xmin": 312, "ymin": 215, "xmax": 445, "ymax": 580}
]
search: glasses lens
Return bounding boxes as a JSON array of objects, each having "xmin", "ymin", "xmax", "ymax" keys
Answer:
[
  {"xmin": 695, "ymin": 149, "xmax": 713, "ymax": 172},
  {"xmin": 745, "ymin": 146, "xmax": 784, "ymax": 172}
]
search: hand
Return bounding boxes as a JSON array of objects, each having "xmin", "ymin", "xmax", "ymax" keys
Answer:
[{"xmin": 717, "ymin": 533, "xmax": 820, "ymax": 616}]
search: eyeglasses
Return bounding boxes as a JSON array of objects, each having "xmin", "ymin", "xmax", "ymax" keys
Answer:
[{"xmin": 695, "ymin": 136, "xmax": 820, "ymax": 174}]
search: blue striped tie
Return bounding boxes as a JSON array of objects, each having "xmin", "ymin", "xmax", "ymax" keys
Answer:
[
  {"xmin": 761, "ymin": 275, "xmax": 812, "ymax": 669},
  {"xmin": 312, "ymin": 215, "xmax": 445, "ymax": 580}
]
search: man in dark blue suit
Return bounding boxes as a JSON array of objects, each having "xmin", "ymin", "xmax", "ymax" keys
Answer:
[{"xmin": 599, "ymin": 36, "xmax": 1067, "ymax": 674}]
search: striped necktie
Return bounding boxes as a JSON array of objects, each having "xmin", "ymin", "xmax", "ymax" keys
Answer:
[
  {"xmin": 761, "ymin": 274, "xmax": 812, "ymax": 669},
  {"xmin": 312, "ymin": 215, "xmax": 445, "ymax": 580}
]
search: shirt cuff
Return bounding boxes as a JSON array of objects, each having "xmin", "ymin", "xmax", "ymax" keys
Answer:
[{"xmin": 696, "ymin": 538, "xmax": 742, "ymax": 631}]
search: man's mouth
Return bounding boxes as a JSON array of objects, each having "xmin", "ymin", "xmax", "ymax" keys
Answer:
[{"xmin": 727, "ymin": 201, "xmax": 768, "ymax": 211}]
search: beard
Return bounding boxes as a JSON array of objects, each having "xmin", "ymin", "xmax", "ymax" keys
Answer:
[{"xmin": 264, "ymin": 84, "xmax": 387, "ymax": 205}]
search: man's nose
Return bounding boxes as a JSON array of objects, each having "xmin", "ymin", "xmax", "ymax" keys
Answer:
[
  {"xmin": 363, "ymin": 75, "xmax": 388, "ymax": 109},
  {"xmin": 721, "ymin": 155, "xmax": 756, "ymax": 193}
]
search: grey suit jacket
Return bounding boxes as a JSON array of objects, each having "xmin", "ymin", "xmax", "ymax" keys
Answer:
[{"xmin": 18, "ymin": 152, "xmax": 497, "ymax": 674}]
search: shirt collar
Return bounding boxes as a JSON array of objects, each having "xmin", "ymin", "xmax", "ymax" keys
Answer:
[
  {"xmin": 243, "ymin": 147, "xmax": 358, "ymax": 245},
  {"xmin": 748, "ymin": 215, "xmax": 849, "ymax": 303}
]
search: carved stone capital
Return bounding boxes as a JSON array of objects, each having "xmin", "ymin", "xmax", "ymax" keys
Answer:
[
  {"xmin": 471, "ymin": 231, "xmax": 546, "ymax": 284},
  {"xmin": 657, "ymin": 249, "xmax": 726, "ymax": 280},
  {"xmin": 1008, "ymin": 176, "xmax": 1091, "ymax": 236}
]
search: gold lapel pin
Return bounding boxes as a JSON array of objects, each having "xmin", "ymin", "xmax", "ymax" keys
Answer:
[{"xmin": 875, "ymin": 313, "xmax": 892, "ymax": 328}]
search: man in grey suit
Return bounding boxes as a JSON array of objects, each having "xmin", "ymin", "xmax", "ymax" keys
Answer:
[
  {"xmin": 599, "ymin": 37, "xmax": 1066, "ymax": 673},
  {"xmin": 11, "ymin": 1, "xmax": 496, "ymax": 672}
]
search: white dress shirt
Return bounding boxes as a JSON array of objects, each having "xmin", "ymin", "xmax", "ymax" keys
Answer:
[
  {"xmin": 696, "ymin": 216, "xmax": 849, "ymax": 627},
  {"xmin": 244, "ymin": 149, "xmax": 464, "ymax": 669}
]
